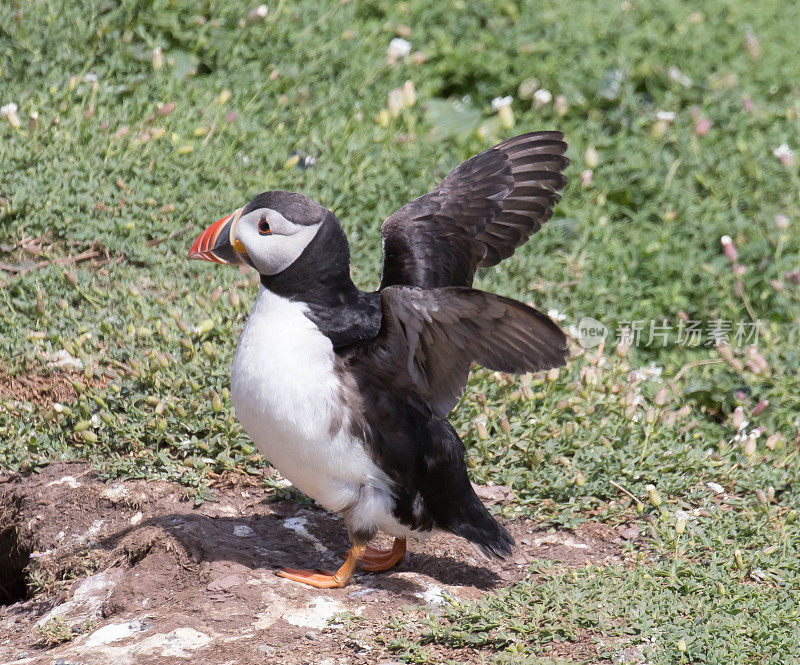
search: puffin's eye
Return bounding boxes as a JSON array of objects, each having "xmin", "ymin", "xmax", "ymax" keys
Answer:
[{"xmin": 258, "ymin": 216, "xmax": 272, "ymax": 235}]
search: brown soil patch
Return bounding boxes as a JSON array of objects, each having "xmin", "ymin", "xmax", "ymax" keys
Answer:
[
  {"xmin": 0, "ymin": 463, "xmax": 634, "ymax": 664},
  {"xmin": 0, "ymin": 371, "xmax": 106, "ymax": 407}
]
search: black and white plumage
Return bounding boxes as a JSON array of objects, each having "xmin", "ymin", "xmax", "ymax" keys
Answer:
[{"xmin": 188, "ymin": 131, "xmax": 569, "ymax": 587}]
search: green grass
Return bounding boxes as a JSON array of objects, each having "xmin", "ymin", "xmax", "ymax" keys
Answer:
[{"xmin": 2, "ymin": 0, "xmax": 800, "ymax": 662}]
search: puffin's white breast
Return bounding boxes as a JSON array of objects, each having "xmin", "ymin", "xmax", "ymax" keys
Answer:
[{"xmin": 230, "ymin": 287, "xmax": 391, "ymax": 518}]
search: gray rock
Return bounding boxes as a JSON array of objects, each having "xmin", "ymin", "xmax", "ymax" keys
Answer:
[{"xmin": 83, "ymin": 619, "xmax": 148, "ymax": 647}]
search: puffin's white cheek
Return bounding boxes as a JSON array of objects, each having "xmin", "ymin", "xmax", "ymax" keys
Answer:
[{"xmin": 252, "ymin": 224, "xmax": 320, "ymax": 275}]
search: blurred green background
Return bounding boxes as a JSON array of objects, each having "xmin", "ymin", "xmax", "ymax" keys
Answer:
[{"xmin": 2, "ymin": 0, "xmax": 800, "ymax": 662}]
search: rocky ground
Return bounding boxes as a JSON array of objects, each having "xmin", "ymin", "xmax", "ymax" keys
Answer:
[{"xmin": 0, "ymin": 463, "xmax": 630, "ymax": 664}]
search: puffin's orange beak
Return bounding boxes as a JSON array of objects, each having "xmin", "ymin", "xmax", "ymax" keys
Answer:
[{"xmin": 188, "ymin": 208, "xmax": 243, "ymax": 264}]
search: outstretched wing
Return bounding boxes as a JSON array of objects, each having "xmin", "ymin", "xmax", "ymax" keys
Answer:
[
  {"xmin": 350, "ymin": 286, "xmax": 568, "ymax": 417},
  {"xmin": 379, "ymin": 131, "xmax": 568, "ymax": 290}
]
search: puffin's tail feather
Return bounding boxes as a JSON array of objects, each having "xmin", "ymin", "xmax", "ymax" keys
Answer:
[
  {"xmin": 419, "ymin": 418, "xmax": 514, "ymax": 559},
  {"xmin": 448, "ymin": 492, "xmax": 514, "ymax": 558}
]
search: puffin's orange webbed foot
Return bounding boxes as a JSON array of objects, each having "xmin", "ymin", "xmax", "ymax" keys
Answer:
[
  {"xmin": 276, "ymin": 568, "xmax": 348, "ymax": 588},
  {"xmin": 276, "ymin": 545, "xmax": 365, "ymax": 589},
  {"xmin": 359, "ymin": 537, "xmax": 407, "ymax": 572}
]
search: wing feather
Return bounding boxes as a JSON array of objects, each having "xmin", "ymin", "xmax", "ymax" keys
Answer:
[
  {"xmin": 351, "ymin": 286, "xmax": 568, "ymax": 417},
  {"xmin": 379, "ymin": 132, "xmax": 569, "ymax": 289}
]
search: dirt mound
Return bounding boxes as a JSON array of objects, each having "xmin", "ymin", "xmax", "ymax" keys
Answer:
[{"xmin": 0, "ymin": 463, "xmax": 631, "ymax": 664}]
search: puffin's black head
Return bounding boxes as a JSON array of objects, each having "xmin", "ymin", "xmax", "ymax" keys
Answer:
[{"xmin": 188, "ymin": 190, "xmax": 331, "ymax": 276}]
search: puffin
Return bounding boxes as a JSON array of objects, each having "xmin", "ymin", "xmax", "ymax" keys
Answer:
[{"xmin": 188, "ymin": 131, "xmax": 569, "ymax": 588}]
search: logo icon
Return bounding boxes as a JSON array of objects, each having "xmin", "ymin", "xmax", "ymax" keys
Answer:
[{"xmin": 577, "ymin": 317, "xmax": 608, "ymax": 348}]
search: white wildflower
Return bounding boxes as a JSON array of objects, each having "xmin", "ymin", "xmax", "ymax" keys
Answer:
[
  {"xmin": 387, "ymin": 88, "xmax": 404, "ymax": 117},
  {"xmin": 634, "ymin": 363, "xmax": 663, "ymax": 380},
  {"xmin": 656, "ymin": 110, "xmax": 676, "ymax": 122},
  {"xmin": 773, "ymin": 144, "xmax": 795, "ymax": 166},
  {"xmin": 532, "ymin": 89, "xmax": 552, "ymax": 107},
  {"xmin": 387, "ymin": 38, "xmax": 411, "ymax": 63},
  {"xmin": 43, "ymin": 349, "xmax": 83, "ymax": 370},
  {"xmin": 491, "ymin": 96, "xmax": 514, "ymax": 129},
  {"xmin": 668, "ymin": 66, "xmax": 692, "ymax": 87},
  {"xmin": 674, "ymin": 510, "xmax": 688, "ymax": 535},
  {"xmin": 491, "ymin": 96, "xmax": 512, "ymax": 111},
  {"xmin": 1, "ymin": 102, "xmax": 21, "ymax": 128},
  {"xmin": 247, "ymin": 5, "xmax": 268, "ymax": 22}
]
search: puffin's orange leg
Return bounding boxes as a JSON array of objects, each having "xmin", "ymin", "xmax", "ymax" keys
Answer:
[
  {"xmin": 359, "ymin": 537, "xmax": 407, "ymax": 572},
  {"xmin": 276, "ymin": 545, "xmax": 365, "ymax": 589}
]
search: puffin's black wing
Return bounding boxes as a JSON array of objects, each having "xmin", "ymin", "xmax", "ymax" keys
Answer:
[
  {"xmin": 379, "ymin": 132, "xmax": 568, "ymax": 290},
  {"xmin": 351, "ymin": 286, "xmax": 568, "ymax": 417}
]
